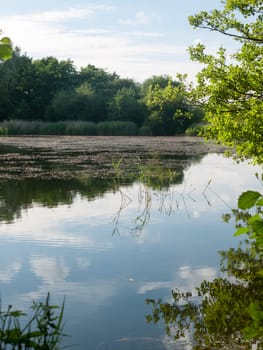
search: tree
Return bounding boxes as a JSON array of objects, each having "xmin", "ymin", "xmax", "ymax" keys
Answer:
[
  {"xmin": 141, "ymin": 75, "xmax": 179, "ymax": 97},
  {"xmin": 0, "ymin": 49, "xmax": 36, "ymax": 120},
  {"xmin": 46, "ymin": 83, "xmax": 104, "ymax": 122},
  {"xmin": 144, "ymin": 76, "xmax": 196, "ymax": 135},
  {"xmin": 108, "ymin": 87, "xmax": 145, "ymax": 125},
  {"xmin": 33, "ymin": 57, "xmax": 77, "ymax": 120},
  {"xmin": 188, "ymin": 0, "xmax": 263, "ymax": 163}
]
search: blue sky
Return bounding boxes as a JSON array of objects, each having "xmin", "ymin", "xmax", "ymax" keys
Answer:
[{"xmin": 1, "ymin": 0, "xmax": 228, "ymax": 82}]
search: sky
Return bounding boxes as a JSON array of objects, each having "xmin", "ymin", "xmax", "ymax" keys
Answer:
[{"xmin": 0, "ymin": 0, "xmax": 229, "ymax": 82}]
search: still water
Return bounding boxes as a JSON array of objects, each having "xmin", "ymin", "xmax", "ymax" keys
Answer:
[{"xmin": 0, "ymin": 153, "xmax": 261, "ymax": 349}]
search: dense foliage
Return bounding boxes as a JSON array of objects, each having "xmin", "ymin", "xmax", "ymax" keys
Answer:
[
  {"xmin": 188, "ymin": 0, "xmax": 263, "ymax": 163},
  {"xmin": 0, "ymin": 49, "xmax": 202, "ymax": 136}
]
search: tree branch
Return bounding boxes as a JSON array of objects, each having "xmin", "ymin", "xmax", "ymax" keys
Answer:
[{"xmin": 198, "ymin": 25, "xmax": 263, "ymax": 44}]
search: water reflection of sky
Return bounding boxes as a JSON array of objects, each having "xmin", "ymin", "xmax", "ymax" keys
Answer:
[{"xmin": 0, "ymin": 154, "xmax": 262, "ymax": 349}]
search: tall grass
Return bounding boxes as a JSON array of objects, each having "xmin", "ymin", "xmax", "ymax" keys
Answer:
[
  {"xmin": 0, "ymin": 293, "xmax": 65, "ymax": 349},
  {"xmin": 2, "ymin": 120, "xmax": 41, "ymax": 135},
  {"xmin": 65, "ymin": 121, "xmax": 97, "ymax": 135},
  {"xmin": 0, "ymin": 120, "xmax": 141, "ymax": 136},
  {"xmin": 138, "ymin": 125, "xmax": 152, "ymax": 136},
  {"xmin": 97, "ymin": 121, "xmax": 138, "ymax": 136}
]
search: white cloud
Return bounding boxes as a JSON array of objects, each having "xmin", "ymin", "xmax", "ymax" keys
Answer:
[
  {"xmin": 11, "ymin": 8, "xmax": 94, "ymax": 24},
  {"xmin": 0, "ymin": 7, "xmax": 199, "ymax": 82},
  {"xmin": 19, "ymin": 5, "xmax": 112, "ymax": 23},
  {"xmin": 127, "ymin": 31, "xmax": 164, "ymax": 38},
  {"xmin": 119, "ymin": 11, "xmax": 161, "ymax": 26}
]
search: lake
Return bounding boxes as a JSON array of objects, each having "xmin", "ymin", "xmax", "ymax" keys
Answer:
[{"xmin": 0, "ymin": 138, "xmax": 261, "ymax": 349}]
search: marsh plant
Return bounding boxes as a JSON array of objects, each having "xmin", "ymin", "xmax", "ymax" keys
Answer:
[{"xmin": 0, "ymin": 293, "xmax": 66, "ymax": 349}]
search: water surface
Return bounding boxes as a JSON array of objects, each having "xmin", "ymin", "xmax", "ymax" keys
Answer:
[{"xmin": 0, "ymin": 153, "xmax": 261, "ymax": 349}]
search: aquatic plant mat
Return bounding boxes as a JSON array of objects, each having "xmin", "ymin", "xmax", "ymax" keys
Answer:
[{"xmin": 0, "ymin": 136, "xmax": 226, "ymax": 180}]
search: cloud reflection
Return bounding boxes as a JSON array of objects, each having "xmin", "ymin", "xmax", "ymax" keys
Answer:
[
  {"xmin": 138, "ymin": 265, "xmax": 217, "ymax": 294},
  {"xmin": 76, "ymin": 257, "xmax": 91, "ymax": 270},
  {"xmin": 0, "ymin": 261, "xmax": 21, "ymax": 283},
  {"xmin": 30, "ymin": 256, "xmax": 70, "ymax": 285},
  {"xmin": 24, "ymin": 279, "xmax": 118, "ymax": 307}
]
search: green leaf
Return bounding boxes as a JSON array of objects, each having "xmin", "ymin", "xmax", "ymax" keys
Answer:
[
  {"xmin": 251, "ymin": 219, "xmax": 263, "ymax": 235},
  {"xmin": 248, "ymin": 214, "xmax": 261, "ymax": 225},
  {"xmin": 0, "ymin": 45, "xmax": 12, "ymax": 61},
  {"xmin": 10, "ymin": 310, "xmax": 26, "ymax": 317},
  {"xmin": 21, "ymin": 330, "xmax": 43, "ymax": 339},
  {"xmin": 234, "ymin": 227, "xmax": 250, "ymax": 237},
  {"xmin": 256, "ymin": 197, "xmax": 263, "ymax": 206},
  {"xmin": 145, "ymin": 315, "xmax": 152, "ymax": 323},
  {"xmin": 0, "ymin": 37, "xmax": 11, "ymax": 45},
  {"xmin": 238, "ymin": 191, "xmax": 261, "ymax": 210}
]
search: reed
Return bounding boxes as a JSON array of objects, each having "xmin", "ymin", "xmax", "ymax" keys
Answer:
[
  {"xmin": 138, "ymin": 125, "xmax": 152, "ymax": 136},
  {"xmin": 65, "ymin": 121, "xmax": 97, "ymax": 135},
  {"xmin": 97, "ymin": 121, "xmax": 138, "ymax": 136},
  {"xmin": 2, "ymin": 120, "xmax": 41, "ymax": 135},
  {"xmin": 1, "ymin": 120, "xmax": 140, "ymax": 136},
  {"xmin": 0, "ymin": 293, "xmax": 65, "ymax": 349}
]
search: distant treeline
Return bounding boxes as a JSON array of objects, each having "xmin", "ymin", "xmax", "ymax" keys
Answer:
[{"xmin": 0, "ymin": 48, "xmax": 204, "ymax": 136}]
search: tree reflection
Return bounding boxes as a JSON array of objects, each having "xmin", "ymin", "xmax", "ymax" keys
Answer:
[
  {"xmin": 0, "ymin": 154, "xmax": 192, "ymax": 224},
  {"xmin": 146, "ymin": 189, "xmax": 263, "ymax": 349},
  {"xmin": 0, "ymin": 178, "xmax": 116, "ymax": 223},
  {"xmin": 146, "ymin": 241, "xmax": 263, "ymax": 349}
]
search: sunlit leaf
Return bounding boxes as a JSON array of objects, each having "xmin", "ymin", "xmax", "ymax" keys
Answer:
[
  {"xmin": 234, "ymin": 227, "xmax": 250, "ymax": 236},
  {"xmin": 256, "ymin": 197, "xmax": 263, "ymax": 206},
  {"xmin": 0, "ymin": 45, "xmax": 12, "ymax": 61},
  {"xmin": 251, "ymin": 220, "xmax": 263, "ymax": 235},
  {"xmin": 238, "ymin": 191, "xmax": 261, "ymax": 210},
  {"xmin": 0, "ymin": 37, "xmax": 11, "ymax": 45}
]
